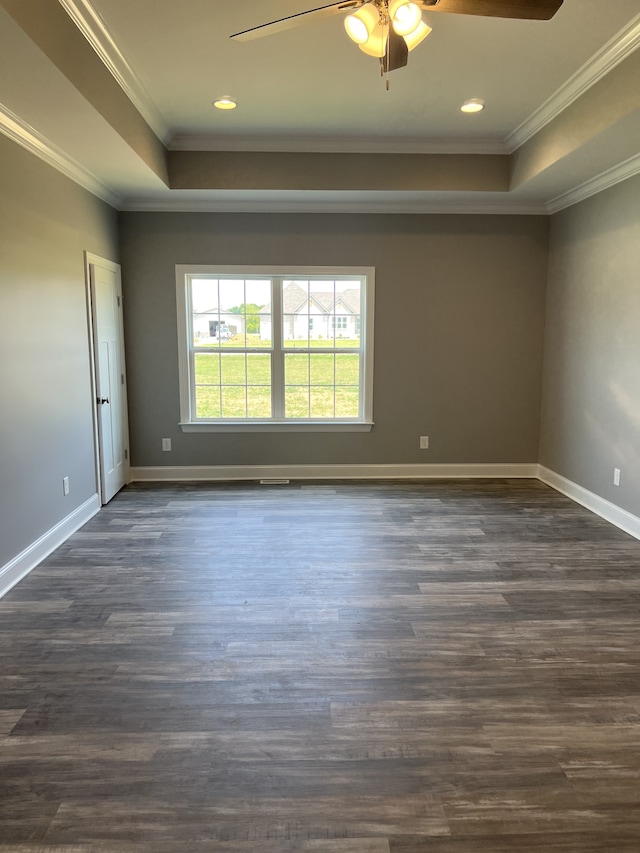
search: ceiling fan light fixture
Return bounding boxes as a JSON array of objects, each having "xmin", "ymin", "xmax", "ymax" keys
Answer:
[
  {"xmin": 402, "ymin": 19, "xmax": 431, "ymax": 51},
  {"xmin": 344, "ymin": 3, "xmax": 379, "ymax": 45},
  {"xmin": 461, "ymin": 98, "xmax": 485, "ymax": 113},
  {"xmin": 390, "ymin": 1, "xmax": 422, "ymax": 37},
  {"xmin": 213, "ymin": 96, "xmax": 237, "ymax": 110}
]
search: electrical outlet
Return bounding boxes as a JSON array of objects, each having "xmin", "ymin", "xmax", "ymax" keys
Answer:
[
  {"xmin": 419, "ymin": 436, "xmax": 429, "ymax": 450},
  {"xmin": 62, "ymin": 476, "xmax": 70, "ymax": 496},
  {"xmin": 614, "ymin": 468, "xmax": 621, "ymax": 486},
  {"xmin": 162, "ymin": 438, "xmax": 172, "ymax": 452}
]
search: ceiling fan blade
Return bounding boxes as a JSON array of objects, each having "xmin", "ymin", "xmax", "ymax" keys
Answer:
[
  {"xmin": 417, "ymin": 0, "xmax": 563, "ymax": 20},
  {"xmin": 381, "ymin": 28, "xmax": 408, "ymax": 73},
  {"xmin": 230, "ymin": 1, "xmax": 365, "ymax": 42}
]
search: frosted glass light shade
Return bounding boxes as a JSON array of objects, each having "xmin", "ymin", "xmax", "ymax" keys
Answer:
[
  {"xmin": 358, "ymin": 21, "xmax": 387, "ymax": 57},
  {"xmin": 344, "ymin": 14, "xmax": 368, "ymax": 43},
  {"xmin": 344, "ymin": 3, "xmax": 380, "ymax": 45},
  {"xmin": 403, "ymin": 19, "xmax": 431, "ymax": 51},
  {"xmin": 390, "ymin": 2, "xmax": 422, "ymax": 37}
]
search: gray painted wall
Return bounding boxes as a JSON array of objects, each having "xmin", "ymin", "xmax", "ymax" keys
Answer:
[
  {"xmin": 119, "ymin": 212, "xmax": 549, "ymax": 468},
  {"xmin": 0, "ymin": 134, "xmax": 119, "ymax": 568},
  {"xmin": 2, "ymin": 129, "xmax": 638, "ymax": 579},
  {"xmin": 540, "ymin": 175, "xmax": 640, "ymax": 517}
]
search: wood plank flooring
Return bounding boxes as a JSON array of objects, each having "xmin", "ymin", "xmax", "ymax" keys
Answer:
[{"xmin": 1, "ymin": 479, "xmax": 640, "ymax": 852}]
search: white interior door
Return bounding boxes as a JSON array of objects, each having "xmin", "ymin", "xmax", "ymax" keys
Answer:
[{"xmin": 89, "ymin": 257, "xmax": 129, "ymax": 503}]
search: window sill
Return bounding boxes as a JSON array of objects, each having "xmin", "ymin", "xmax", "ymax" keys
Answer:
[{"xmin": 180, "ymin": 421, "xmax": 374, "ymax": 433}]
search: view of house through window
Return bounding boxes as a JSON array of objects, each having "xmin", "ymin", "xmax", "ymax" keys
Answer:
[
  {"xmin": 176, "ymin": 267, "xmax": 374, "ymax": 429},
  {"xmin": 191, "ymin": 276, "xmax": 272, "ymax": 419}
]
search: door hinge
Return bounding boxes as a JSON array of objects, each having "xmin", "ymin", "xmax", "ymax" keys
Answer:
[
  {"xmin": 124, "ymin": 449, "xmax": 129, "ymax": 460},
  {"xmin": 121, "ymin": 373, "xmax": 125, "ymax": 385},
  {"xmin": 117, "ymin": 295, "xmax": 121, "ymax": 307}
]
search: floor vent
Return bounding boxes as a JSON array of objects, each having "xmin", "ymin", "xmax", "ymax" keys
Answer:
[{"xmin": 259, "ymin": 479, "xmax": 290, "ymax": 485}]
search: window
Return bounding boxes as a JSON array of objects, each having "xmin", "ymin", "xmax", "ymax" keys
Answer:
[{"xmin": 176, "ymin": 266, "xmax": 374, "ymax": 432}]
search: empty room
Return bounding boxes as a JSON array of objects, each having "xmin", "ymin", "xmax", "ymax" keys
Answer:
[{"xmin": 1, "ymin": 1, "xmax": 639, "ymax": 850}]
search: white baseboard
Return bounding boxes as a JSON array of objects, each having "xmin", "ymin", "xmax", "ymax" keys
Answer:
[
  {"xmin": 130, "ymin": 463, "xmax": 640, "ymax": 540},
  {"xmin": 0, "ymin": 494, "xmax": 101, "ymax": 600},
  {"xmin": 2, "ymin": 470, "xmax": 636, "ymax": 602},
  {"xmin": 130, "ymin": 463, "xmax": 539, "ymax": 482},
  {"xmin": 538, "ymin": 466, "xmax": 640, "ymax": 541}
]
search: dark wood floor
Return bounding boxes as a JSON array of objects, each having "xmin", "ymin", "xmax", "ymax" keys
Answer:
[{"xmin": 2, "ymin": 479, "xmax": 640, "ymax": 852}]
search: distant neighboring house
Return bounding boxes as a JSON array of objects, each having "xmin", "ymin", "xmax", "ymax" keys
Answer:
[
  {"xmin": 259, "ymin": 281, "xmax": 361, "ymax": 342},
  {"xmin": 193, "ymin": 310, "xmax": 244, "ymax": 341}
]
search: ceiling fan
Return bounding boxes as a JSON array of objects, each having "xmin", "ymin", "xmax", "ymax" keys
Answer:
[{"xmin": 230, "ymin": 1, "xmax": 564, "ymax": 78}]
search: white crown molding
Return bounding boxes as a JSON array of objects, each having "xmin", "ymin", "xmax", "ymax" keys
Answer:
[
  {"xmin": 130, "ymin": 463, "xmax": 539, "ymax": 482},
  {"xmin": 538, "ymin": 466, "xmax": 640, "ymax": 541},
  {"xmin": 546, "ymin": 152, "xmax": 640, "ymax": 213},
  {"xmin": 507, "ymin": 13, "xmax": 640, "ymax": 153},
  {"xmin": 0, "ymin": 495, "xmax": 100, "ymax": 600},
  {"xmin": 168, "ymin": 134, "xmax": 508, "ymax": 156},
  {"xmin": 120, "ymin": 194, "xmax": 547, "ymax": 216},
  {"xmin": 57, "ymin": 0, "xmax": 170, "ymax": 144},
  {"xmin": 0, "ymin": 103, "xmax": 122, "ymax": 208}
]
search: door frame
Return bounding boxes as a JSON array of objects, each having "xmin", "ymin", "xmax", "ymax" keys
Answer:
[{"xmin": 84, "ymin": 251, "xmax": 130, "ymax": 503}]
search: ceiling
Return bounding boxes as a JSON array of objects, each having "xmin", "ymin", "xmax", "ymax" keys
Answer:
[{"xmin": 1, "ymin": 0, "xmax": 639, "ymax": 213}]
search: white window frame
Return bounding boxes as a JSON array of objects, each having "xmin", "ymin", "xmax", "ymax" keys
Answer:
[{"xmin": 175, "ymin": 265, "xmax": 375, "ymax": 433}]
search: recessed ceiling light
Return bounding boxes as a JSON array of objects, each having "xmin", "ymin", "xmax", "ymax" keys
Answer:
[
  {"xmin": 461, "ymin": 98, "xmax": 485, "ymax": 114},
  {"xmin": 213, "ymin": 96, "xmax": 237, "ymax": 111}
]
